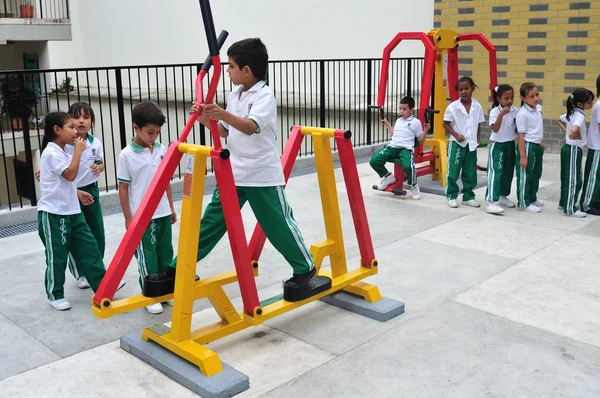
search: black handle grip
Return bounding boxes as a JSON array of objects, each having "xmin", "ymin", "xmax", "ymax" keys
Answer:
[
  {"xmin": 199, "ymin": 0, "xmax": 219, "ymax": 56},
  {"xmin": 424, "ymin": 108, "xmax": 440, "ymax": 124},
  {"xmin": 201, "ymin": 30, "xmax": 229, "ymax": 72},
  {"xmin": 368, "ymin": 105, "xmax": 385, "ymax": 120}
]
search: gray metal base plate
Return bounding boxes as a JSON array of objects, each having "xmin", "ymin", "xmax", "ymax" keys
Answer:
[
  {"xmin": 121, "ymin": 330, "xmax": 249, "ymax": 398},
  {"xmin": 320, "ymin": 291, "xmax": 405, "ymax": 322}
]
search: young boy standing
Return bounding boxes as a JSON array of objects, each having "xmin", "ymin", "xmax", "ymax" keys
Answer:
[
  {"xmin": 117, "ymin": 101, "xmax": 177, "ymax": 314},
  {"xmin": 369, "ymin": 96, "xmax": 431, "ymax": 199},
  {"xmin": 167, "ymin": 38, "xmax": 316, "ymax": 296}
]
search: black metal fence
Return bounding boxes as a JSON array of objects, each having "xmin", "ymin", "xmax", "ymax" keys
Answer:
[
  {"xmin": 0, "ymin": 57, "xmax": 424, "ymax": 210},
  {"xmin": 0, "ymin": 0, "xmax": 70, "ymax": 20}
]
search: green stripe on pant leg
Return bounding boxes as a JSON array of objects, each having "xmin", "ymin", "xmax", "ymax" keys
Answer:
[
  {"xmin": 154, "ymin": 215, "xmax": 174, "ymax": 272},
  {"xmin": 516, "ymin": 142, "xmax": 530, "ymax": 208},
  {"xmin": 500, "ymin": 141, "xmax": 515, "ymax": 197},
  {"xmin": 461, "ymin": 148, "xmax": 477, "ymax": 201},
  {"xmin": 369, "ymin": 145, "xmax": 401, "ymax": 178},
  {"xmin": 245, "ymin": 186, "xmax": 313, "ymax": 275},
  {"xmin": 68, "ymin": 213, "xmax": 106, "ymax": 292},
  {"xmin": 560, "ymin": 145, "xmax": 571, "ymax": 211},
  {"xmin": 564, "ymin": 145, "xmax": 578, "ymax": 214},
  {"xmin": 135, "ymin": 219, "xmax": 160, "ymax": 290},
  {"xmin": 581, "ymin": 149, "xmax": 600, "ymax": 211},
  {"xmin": 80, "ymin": 183, "xmax": 106, "ymax": 259},
  {"xmin": 486, "ymin": 142, "xmax": 501, "ymax": 202}
]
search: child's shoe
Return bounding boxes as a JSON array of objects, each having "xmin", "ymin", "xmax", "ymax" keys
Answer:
[
  {"xmin": 462, "ymin": 199, "xmax": 481, "ymax": 208},
  {"xmin": 377, "ymin": 173, "xmax": 396, "ymax": 190},
  {"xmin": 587, "ymin": 206, "xmax": 600, "ymax": 216},
  {"xmin": 520, "ymin": 204, "xmax": 541, "ymax": 213},
  {"xmin": 448, "ymin": 200, "xmax": 458, "ymax": 208},
  {"xmin": 146, "ymin": 303, "xmax": 163, "ymax": 314},
  {"xmin": 49, "ymin": 298, "xmax": 71, "ymax": 311},
  {"xmin": 532, "ymin": 200, "xmax": 544, "ymax": 207},
  {"xmin": 498, "ymin": 196, "xmax": 515, "ymax": 208},
  {"xmin": 565, "ymin": 210, "xmax": 587, "ymax": 218},
  {"xmin": 486, "ymin": 202, "xmax": 505, "ymax": 214},
  {"xmin": 76, "ymin": 277, "xmax": 90, "ymax": 289},
  {"xmin": 164, "ymin": 299, "xmax": 174, "ymax": 306},
  {"xmin": 411, "ymin": 183, "xmax": 421, "ymax": 200}
]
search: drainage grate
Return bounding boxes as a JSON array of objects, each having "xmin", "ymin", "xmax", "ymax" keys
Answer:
[{"xmin": 0, "ymin": 220, "xmax": 39, "ymax": 239}]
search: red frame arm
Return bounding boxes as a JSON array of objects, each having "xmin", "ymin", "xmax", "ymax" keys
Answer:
[{"xmin": 456, "ymin": 33, "xmax": 497, "ymax": 101}]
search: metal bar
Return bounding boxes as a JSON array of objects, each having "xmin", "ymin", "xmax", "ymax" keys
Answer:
[
  {"xmin": 18, "ymin": 73, "xmax": 37, "ymax": 206},
  {"xmin": 115, "ymin": 68, "xmax": 127, "ymax": 150}
]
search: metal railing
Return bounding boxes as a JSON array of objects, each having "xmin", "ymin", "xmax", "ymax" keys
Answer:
[
  {"xmin": 0, "ymin": 57, "xmax": 424, "ymax": 210},
  {"xmin": 0, "ymin": 0, "xmax": 69, "ymax": 21}
]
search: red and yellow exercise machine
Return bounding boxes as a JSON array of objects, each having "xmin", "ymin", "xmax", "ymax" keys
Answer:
[
  {"xmin": 91, "ymin": 0, "xmax": 384, "ymax": 377},
  {"xmin": 373, "ymin": 29, "xmax": 497, "ymax": 195}
]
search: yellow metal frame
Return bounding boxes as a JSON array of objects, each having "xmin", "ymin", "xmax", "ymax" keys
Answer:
[
  {"xmin": 94, "ymin": 128, "xmax": 381, "ymax": 377},
  {"xmin": 422, "ymin": 28, "xmax": 460, "ymax": 187}
]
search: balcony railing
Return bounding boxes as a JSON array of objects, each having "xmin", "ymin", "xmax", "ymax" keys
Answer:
[{"xmin": 0, "ymin": 0, "xmax": 69, "ymax": 22}]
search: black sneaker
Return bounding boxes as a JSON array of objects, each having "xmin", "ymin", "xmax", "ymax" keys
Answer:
[
  {"xmin": 146, "ymin": 267, "xmax": 176, "ymax": 282},
  {"xmin": 285, "ymin": 267, "xmax": 317, "ymax": 289},
  {"xmin": 587, "ymin": 206, "xmax": 600, "ymax": 216}
]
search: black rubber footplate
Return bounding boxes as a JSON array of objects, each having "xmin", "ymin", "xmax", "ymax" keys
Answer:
[
  {"xmin": 143, "ymin": 268, "xmax": 199, "ymax": 298},
  {"xmin": 283, "ymin": 276, "xmax": 332, "ymax": 302}
]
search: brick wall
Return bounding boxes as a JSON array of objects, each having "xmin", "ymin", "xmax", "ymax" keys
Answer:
[{"xmin": 434, "ymin": 0, "xmax": 600, "ymax": 153}]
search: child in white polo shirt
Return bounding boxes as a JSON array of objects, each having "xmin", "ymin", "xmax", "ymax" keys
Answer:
[
  {"xmin": 64, "ymin": 102, "xmax": 106, "ymax": 290},
  {"xmin": 443, "ymin": 76, "xmax": 485, "ymax": 208},
  {"xmin": 369, "ymin": 96, "xmax": 430, "ymax": 199},
  {"xmin": 581, "ymin": 75, "xmax": 600, "ymax": 216},
  {"xmin": 117, "ymin": 101, "xmax": 177, "ymax": 314},
  {"xmin": 38, "ymin": 112, "xmax": 123, "ymax": 311},
  {"xmin": 171, "ymin": 38, "xmax": 316, "ymax": 299},
  {"xmin": 560, "ymin": 88, "xmax": 594, "ymax": 217},
  {"xmin": 515, "ymin": 82, "xmax": 545, "ymax": 213},
  {"xmin": 485, "ymin": 84, "xmax": 518, "ymax": 215}
]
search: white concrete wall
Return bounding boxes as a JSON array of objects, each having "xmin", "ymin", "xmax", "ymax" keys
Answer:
[{"xmin": 46, "ymin": 0, "xmax": 433, "ymax": 68}]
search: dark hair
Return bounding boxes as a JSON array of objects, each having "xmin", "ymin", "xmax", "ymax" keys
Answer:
[
  {"xmin": 596, "ymin": 74, "xmax": 600, "ymax": 97},
  {"xmin": 454, "ymin": 76, "xmax": 478, "ymax": 91},
  {"xmin": 131, "ymin": 101, "xmax": 165, "ymax": 128},
  {"xmin": 519, "ymin": 82, "xmax": 537, "ymax": 107},
  {"xmin": 69, "ymin": 101, "xmax": 95, "ymax": 124},
  {"xmin": 492, "ymin": 84, "xmax": 514, "ymax": 107},
  {"xmin": 227, "ymin": 38, "xmax": 268, "ymax": 81},
  {"xmin": 566, "ymin": 88, "xmax": 595, "ymax": 121},
  {"xmin": 42, "ymin": 112, "xmax": 71, "ymax": 152},
  {"xmin": 400, "ymin": 96, "xmax": 415, "ymax": 109}
]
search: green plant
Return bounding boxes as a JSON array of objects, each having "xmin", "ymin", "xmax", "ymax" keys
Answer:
[
  {"xmin": 0, "ymin": 75, "xmax": 38, "ymax": 119},
  {"xmin": 59, "ymin": 76, "xmax": 74, "ymax": 92}
]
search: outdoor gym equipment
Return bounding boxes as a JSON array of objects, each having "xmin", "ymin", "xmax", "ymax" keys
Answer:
[
  {"xmin": 371, "ymin": 29, "xmax": 497, "ymax": 194},
  {"xmin": 92, "ymin": 0, "xmax": 403, "ymax": 394}
]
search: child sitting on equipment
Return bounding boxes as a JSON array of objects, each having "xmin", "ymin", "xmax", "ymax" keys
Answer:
[{"xmin": 369, "ymin": 96, "xmax": 431, "ymax": 199}]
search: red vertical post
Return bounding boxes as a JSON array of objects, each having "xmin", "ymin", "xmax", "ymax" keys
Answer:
[
  {"xmin": 447, "ymin": 47, "xmax": 459, "ymax": 102},
  {"xmin": 335, "ymin": 130, "xmax": 375, "ymax": 266}
]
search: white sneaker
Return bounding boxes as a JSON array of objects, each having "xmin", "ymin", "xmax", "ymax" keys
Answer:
[
  {"xmin": 486, "ymin": 202, "xmax": 505, "ymax": 214},
  {"xmin": 532, "ymin": 200, "xmax": 544, "ymax": 207},
  {"xmin": 462, "ymin": 199, "xmax": 481, "ymax": 208},
  {"xmin": 448, "ymin": 200, "xmax": 458, "ymax": 208},
  {"xmin": 49, "ymin": 298, "xmax": 71, "ymax": 311},
  {"xmin": 499, "ymin": 196, "xmax": 515, "ymax": 208},
  {"xmin": 164, "ymin": 299, "xmax": 174, "ymax": 306},
  {"xmin": 566, "ymin": 210, "xmax": 587, "ymax": 218},
  {"xmin": 377, "ymin": 173, "xmax": 396, "ymax": 190},
  {"xmin": 411, "ymin": 184, "xmax": 421, "ymax": 200},
  {"xmin": 519, "ymin": 204, "xmax": 541, "ymax": 213},
  {"xmin": 146, "ymin": 303, "xmax": 163, "ymax": 314},
  {"xmin": 76, "ymin": 277, "xmax": 90, "ymax": 289}
]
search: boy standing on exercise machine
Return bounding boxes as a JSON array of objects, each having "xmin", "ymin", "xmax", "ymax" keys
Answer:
[{"xmin": 163, "ymin": 38, "xmax": 317, "ymax": 294}]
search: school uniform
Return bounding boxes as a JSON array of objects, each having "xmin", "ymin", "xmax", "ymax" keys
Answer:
[
  {"xmin": 581, "ymin": 101, "xmax": 600, "ymax": 212},
  {"xmin": 515, "ymin": 104, "xmax": 544, "ymax": 208},
  {"xmin": 560, "ymin": 109, "xmax": 587, "ymax": 215},
  {"xmin": 65, "ymin": 134, "xmax": 106, "ymax": 279},
  {"xmin": 486, "ymin": 105, "xmax": 518, "ymax": 202},
  {"xmin": 369, "ymin": 115, "xmax": 424, "ymax": 185},
  {"xmin": 172, "ymin": 80, "xmax": 314, "ymax": 275},
  {"xmin": 444, "ymin": 98, "xmax": 485, "ymax": 201},
  {"xmin": 117, "ymin": 140, "xmax": 173, "ymax": 288},
  {"xmin": 37, "ymin": 143, "xmax": 106, "ymax": 301}
]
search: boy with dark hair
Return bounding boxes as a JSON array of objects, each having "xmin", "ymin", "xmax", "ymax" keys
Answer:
[
  {"xmin": 165, "ymin": 37, "xmax": 317, "ymax": 298},
  {"xmin": 369, "ymin": 96, "xmax": 431, "ymax": 199},
  {"xmin": 117, "ymin": 101, "xmax": 177, "ymax": 314}
]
